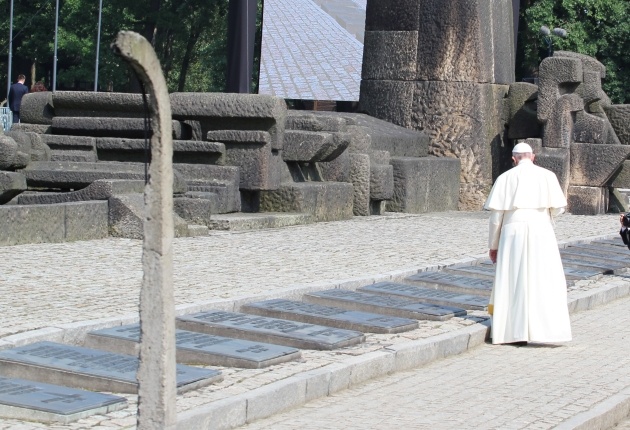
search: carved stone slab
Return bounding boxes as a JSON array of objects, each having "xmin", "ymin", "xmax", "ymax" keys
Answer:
[
  {"xmin": 86, "ymin": 325, "xmax": 301, "ymax": 369},
  {"xmin": 592, "ymin": 238, "xmax": 628, "ymax": 248},
  {"xmin": 240, "ymin": 299, "xmax": 418, "ymax": 334},
  {"xmin": 358, "ymin": 282, "xmax": 489, "ymax": 310},
  {"xmin": 0, "ymin": 376, "xmax": 126, "ymax": 424},
  {"xmin": 569, "ymin": 243, "xmax": 630, "ymax": 256},
  {"xmin": 0, "ymin": 342, "xmax": 221, "ymax": 394},
  {"xmin": 303, "ymin": 289, "xmax": 467, "ymax": 321},
  {"xmin": 176, "ymin": 311, "xmax": 365, "ymax": 350},
  {"xmin": 405, "ymin": 272, "xmax": 493, "ymax": 297}
]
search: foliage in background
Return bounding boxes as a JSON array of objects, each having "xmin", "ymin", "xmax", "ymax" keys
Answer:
[
  {"xmin": 0, "ymin": 0, "xmax": 263, "ymax": 98},
  {"xmin": 517, "ymin": 0, "xmax": 630, "ymax": 103}
]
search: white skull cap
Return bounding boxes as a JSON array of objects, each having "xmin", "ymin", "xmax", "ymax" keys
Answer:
[{"xmin": 512, "ymin": 142, "xmax": 533, "ymax": 154}]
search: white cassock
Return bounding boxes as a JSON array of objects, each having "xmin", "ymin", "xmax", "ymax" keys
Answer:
[{"xmin": 484, "ymin": 159, "xmax": 572, "ymax": 344}]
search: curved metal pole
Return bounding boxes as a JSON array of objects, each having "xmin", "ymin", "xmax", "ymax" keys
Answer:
[
  {"xmin": 112, "ymin": 31, "xmax": 175, "ymax": 430},
  {"xmin": 94, "ymin": 0, "xmax": 103, "ymax": 91}
]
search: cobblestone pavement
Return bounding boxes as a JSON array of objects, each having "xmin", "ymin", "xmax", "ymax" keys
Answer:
[
  {"xmin": 0, "ymin": 211, "xmax": 626, "ymax": 429},
  {"xmin": 0, "ymin": 212, "xmax": 619, "ymax": 339},
  {"xmin": 240, "ymin": 294, "xmax": 630, "ymax": 430}
]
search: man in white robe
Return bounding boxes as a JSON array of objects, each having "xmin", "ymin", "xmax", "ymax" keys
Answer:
[{"xmin": 484, "ymin": 142, "xmax": 572, "ymax": 345}]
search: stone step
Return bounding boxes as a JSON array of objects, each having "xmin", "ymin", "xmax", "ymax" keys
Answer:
[
  {"xmin": 303, "ymin": 289, "xmax": 467, "ymax": 321},
  {"xmin": 176, "ymin": 310, "xmax": 365, "ymax": 350},
  {"xmin": 50, "ymin": 149, "xmax": 97, "ymax": 163},
  {"xmin": 0, "ymin": 341, "xmax": 222, "ymax": 394},
  {"xmin": 404, "ymin": 272, "xmax": 493, "ymax": 297},
  {"xmin": 358, "ymin": 282, "xmax": 489, "ymax": 311},
  {"xmin": 0, "ymin": 376, "xmax": 126, "ymax": 424},
  {"xmin": 240, "ymin": 299, "xmax": 418, "ymax": 334},
  {"xmin": 208, "ymin": 212, "xmax": 314, "ymax": 231},
  {"xmin": 85, "ymin": 325, "xmax": 301, "ymax": 369}
]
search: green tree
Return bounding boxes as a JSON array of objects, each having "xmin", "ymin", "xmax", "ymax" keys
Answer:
[{"xmin": 518, "ymin": 0, "xmax": 630, "ymax": 103}]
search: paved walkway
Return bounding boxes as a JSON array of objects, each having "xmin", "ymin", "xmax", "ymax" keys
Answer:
[
  {"xmin": 0, "ymin": 211, "xmax": 628, "ymax": 429},
  {"xmin": 238, "ymin": 295, "xmax": 630, "ymax": 429}
]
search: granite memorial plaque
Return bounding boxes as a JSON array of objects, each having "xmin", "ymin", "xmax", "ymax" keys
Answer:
[
  {"xmin": 0, "ymin": 342, "xmax": 222, "ymax": 394},
  {"xmin": 303, "ymin": 289, "xmax": 467, "ymax": 321},
  {"xmin": 570, "ymin": 243, "xmax": 630, "ymax": 256},
  {"xmin": 241, "ymin": 299, "xmax": 418, "ymax": 334},
  {"xmin": 358, "ymin": 282, "xmax": 489, "ymax": 310},
  {"xmin": 0, "ymin": 376, "xmax": 126, "ymax": 424},
  {"xmin": 478, "ymin": 258, "xmax": 600, "ymax": 279},
  {"xmin": 562, "ymin": 247, "xmax": 629, "ymax": 263},
  {"xmin": 405, "ymin": 272, "xmax": 493, "ymax": 297},
  {"xmin": 560, "ymin": 256, "xmax": 618, "ymax": 274},
  {"xmin": 592, "ymin": 238, "xmax": 628, "ymax": 248},
  {"xmin": 86, "ymin": 325, "xmax": 301, "ymax": 369},
  {"xmin": 177, "ymin": 311, "xmax": 365, "ymax": 350},
  {"xmin": 442, "ymin": 265, "xmax": 495, "ymax": 280}
]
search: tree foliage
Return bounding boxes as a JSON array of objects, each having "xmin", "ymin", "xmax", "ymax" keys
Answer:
[
  {"xmin": 518, "ymin": 0, "xmax": 630, "ymax": 103},
  {"xmin": 0, "ymin": 0, "xmax": 261, "ymax": 99}
]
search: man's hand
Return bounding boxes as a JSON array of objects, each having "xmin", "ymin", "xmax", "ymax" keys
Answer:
[{"xmin": 489, "ymin": 249, "xmax": 498, "ymax": 264}]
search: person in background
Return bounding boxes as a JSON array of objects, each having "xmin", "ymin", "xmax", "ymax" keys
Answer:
[
  {"xmin": 31, "ymin": 81, "xmax": 47, "ymax": 92},
  {"xmin": 484, "ymin": 142, "xmax": 572, "ymax": 346},
  {"xmin": 8, "ymin": 74, "xmax": 29, "ymax": 123}
]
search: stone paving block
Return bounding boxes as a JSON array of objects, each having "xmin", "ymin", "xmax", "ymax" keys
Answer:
[
  {"xmin": 387, "ymin": 156, "xmax": 460, "ymax": 213},
  {"xmin": 175, "ymin": 396, "xmax": 247, "ymax": 430},
  {"xmin": 362, "ymin": 31, "xmax": 418, "ymax": 81},
  {"xmin": 570, "ymin": 143, "xmax": 630, "ymax": 187}
]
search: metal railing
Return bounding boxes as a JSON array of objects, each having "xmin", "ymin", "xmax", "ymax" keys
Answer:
[{"xmin": 1, "ymin": 107, "xmax": 12, "ymax": 132}]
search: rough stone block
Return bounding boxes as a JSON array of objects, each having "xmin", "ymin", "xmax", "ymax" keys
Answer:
[
  {"xmin": 170, "ymin": 93, "xmax": 287, "ymax": 150},
  {"xmin": 369, "ymin": 163, "xmax": 394, "ymax": 200},
  {"xmin": 490, "ymin": 0, "xmax": 515, "ymax": 84},
  {"xmin": 95, "ymin": 138, "xmax": 225, "ymax": 164},
  {"xmin": 415, "ymin": 0, "xmax": 492, "ymax": 82},
  {"xmin": 365, "ymin": 0, "xmax": 419, "ymax": 31},
  {"xmin": 0, "ymin": 202, "xmax": 107, "ymax": 245},
  {"xmin": 174, "ymin": 164, "xmax": 241, "ymax": 213},
  {"xmin": 109, "ymin": 194, "xmax": 188, "ymax": 239},
  {"xmin": 8, "ymin": 124, "xmax": 51, "ymax": 134},
  {"xmin": 362, "ymin": 31, "xmax": 418, "ymax": 81},
  {"xmin": 286, "ymin": 112, "xmax": 347, "ymax": 132},
  {"xmin": 259, "ymin": 182, "xmax": 354, "ymax": 222},
  {"xmin": 507, "ymin": 82, "xmax": 540, "ymax": 139},
  {"xmin": 17, "ymin": 179, "xmax": 145, "ymax": 205},
  {"xmin": 570, "ymin": 143, "xmax": 630, "ymax": 187},
  {"xmin": 51, "ymin": 91, "xmax": 145, "ymax": 117},
  {"xmin": 63, "ymin": 201, "xmax": 109, "ymax": 241},
  {"xmin": 0, "ymin": 172, "xmax": 27, "ymax": 204},
  {"xmin": 51, "ymin": 117, "xmax": 190, "ymax": 139},
  {"xmin": 604, "ymin": 105, "xmax": 630, "ymax": 145},
  {"xmin": 537, "ymin": 57, "xmax": 583, "ymax": 123},
  {"xmin": 0, "ymin": 134, "xmax": 32, "ymax": 170},
  {"xmin": 173, "ymin": 195, "xmax": 214, "ymax": 226},
  {"xmin": 542, "ymin": 94, "xmax": 584, "ymax": 149},
  {"xmin": 387, "ymin": 156, "xmax": 460, "ymax": 213},
  {"xmin": 283, "ymin": 130, "xmax": 348, "ymax": 162},
  {"xmin": 41, "ymin": 135, "xmax": 97, "ymax": 152},
  {"xmin": 359, "ymin": 80, "xmax": 414, "ymax": 129},
  {"xmin": 368, "ymin": 150, "xmax": 390, "ymax": 166},
  {"xmin": 533, "ymin": 146, "xmax": 570, "ymax": 194},
  {"xmin": 567, "ymin": 186, "xmax": 608, "ymax": 215},
  {"xmin": 6, "ymin": 131, "xmax": 50, "ymax": 163},
  {"xmin": 350, "ymin": 153, "xmax": 371, "ymax": 216},
  {"xmin": 573, "ymin": 111, "xmax": 608, "ymax": 144},
  {"xmin": 19, "ymin": 92, "xmax": 54, "ymax": 125},
  {"xmin": 608, "ymin": 161, "xmax": 630, "ymax": 188},
  {"xmin": 319, "ymin": 150, "xmax": 351, "ymax": 183}
]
